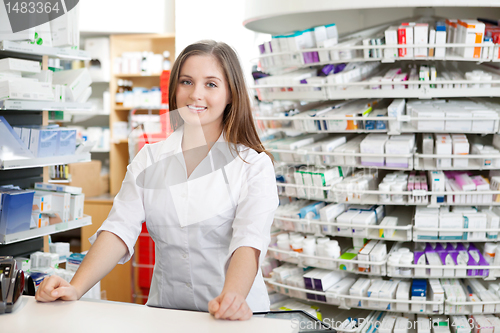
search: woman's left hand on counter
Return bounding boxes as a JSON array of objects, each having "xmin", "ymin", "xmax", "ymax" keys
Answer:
[{"xmin": 208, "ymin": 291, "xmax": 252, "ymax": 321}]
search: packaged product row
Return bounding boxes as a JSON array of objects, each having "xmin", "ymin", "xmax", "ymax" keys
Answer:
[
  {"xmin": 254, "ymin": 63, "xmax": 500, "ymax": 102},
  {"xmin": 386, "ymin": 242, "xmax": 499, "ymax": 279},
  {"xmin": 262, "ymin": 291, "xmax": 500, "ymax": 333},
  {"xmin": 267, "ymin": 263, "xmax": 500, "ymax": 315},
  {"xmin": 113, "ymin": 51, "xmax": 171, "ymax": 75},
  {"xmin": 273, "ymin": 198, "xmax": 500, "ymax": 241},
  {"xmin": 115, "ymin": 79, "xmax": 163, "ymax": 108},
  {"xmin": 0, "ymin": 116, "xmax": 81, "ymax": 160},
  {"xmin": 267, "ymin": 133, "xmax": 500, "ymax": 172},
  {"xmin": 0, "ymin": 183, "xmax": 84, "ymax": 237},
  {"xmin": 270, "ymin": 289, "xmax": 500, "ymax": 333},
  {"xmin": 0, "ymin": 58, "xmax": 92, "ymax": 103},
  {"xmin": 268, "ymin": 224, "xmax": 500, "ymax": 278},
  {"xmin": 414, "ymin": 206, "xmax": 500, "ymax": 242},
  {"xmin": 257, "ymin": 18, "xmax": 500, "ymax": 71},
  {"xmin": 256, "ymin": 98, "xmax": 500, "ymax": 135},
  {"xmin": 67, "ymin": 126, "xmax": 111, "ymax": 152},
  {"xmin": 276, "ymin": 165, "xmax": 500, "ymax": 206},
  {"xmin": 14, "ymin": 250, "xmax": 100, "ymax": 299}
]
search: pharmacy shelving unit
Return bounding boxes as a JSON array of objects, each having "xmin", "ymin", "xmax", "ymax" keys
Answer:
[
  {"xmin": 109, "ymin": 34, "xmax": 175, "ymax": 196},
  {"xmin": 0, "ymin": 44, "xmax": 92, "ymax": 257},
  {"xmin": 244, "ymin": 0, "xmax": 500, "ymax": 323}
]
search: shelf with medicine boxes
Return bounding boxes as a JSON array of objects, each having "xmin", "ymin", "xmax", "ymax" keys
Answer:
[
  {"xmin": 275, "ymin": 152, "xmax": 500, "ymax": 172},
  {"xmin": 278, "ymin": 184, "xmax": 500, "ymax": 207},
  {"xmin": 109, "ymin": 34, "xmax": 175, "ymax": 196},
  {"xmin": 0, "ymin": 41, "xmax": 91, "ymax": 61},
  {"xmin": 275, "ymin": 166, "xmax": 500, "ymax": 206},
  {"xmin": 0, "ymin": 153, "xmax": 91, "ymax": 170},
  {"xmin": 265, "ymin": 248, "xmax": 500, "ymax": 312},
  {"xmin": 271, "ymin": 202, "xmax": 500, "ymax": 243},
  {"xmin": 265, "ymin": 275, "xmax": 500, "ymax": 316},
  {"xmin": 256, "ymin": 99, "xmax": 500, "ymax": 135},
  {"xmin": 252, "ymin": 62, "xmax": 500, "ymax": 101},
  {"xmin": 0, "ymin": 215, "xmax": 91, "ymax": 245},
  {"xmin": 0, "ymin": 100, "xmax": 93, "ymax": 112},
  {"xmin": 246, "ymin": 3, "xmax": 500, "ymax": 320},
  {"xmin": 267, "ymin": 247, "xmax": 386, "ymax": 277},
  {"xmin": 269, "ymin": 229, "xmax": 500, "ymax": 280},
  {"xmin": 250, "ymin": 10, "xmax": 500, "ymax": 74},
  {"xmin": 272, "ymin": 214, "xmax": 413, "ymax": 242},
  {"xmin": 264, "ymin": 277, "xmax": 444, "ymax": 315},
  {"xmin": 274, "ymin": 203, "xmax": 413, "ymax": 236},
  {"xmin": 254, "ymin": 43, "xmax": 500, "ymax": 74}
]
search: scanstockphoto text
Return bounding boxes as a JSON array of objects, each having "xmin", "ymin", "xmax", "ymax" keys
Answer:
[{"xmin": 291, "ymin": 316, "xmax": 481, "ymax": 331}]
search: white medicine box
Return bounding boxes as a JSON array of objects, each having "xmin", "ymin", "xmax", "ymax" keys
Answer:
[{"xmin": 52, "ymin": 69, "xmax": 92, "ymax": 102}]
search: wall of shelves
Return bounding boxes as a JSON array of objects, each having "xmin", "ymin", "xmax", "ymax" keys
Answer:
[
  {"xmin": 0, "ymin": 48, "xmax": 94, "ymax": 255},
  {"xmin": 245, "ymin": 1, "xmax": 500, "ymax": 323}
]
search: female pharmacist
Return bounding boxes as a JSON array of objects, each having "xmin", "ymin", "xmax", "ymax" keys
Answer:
[{"xmin": 35, "ymin": 40, "xmax": 279, "ymax": 321}]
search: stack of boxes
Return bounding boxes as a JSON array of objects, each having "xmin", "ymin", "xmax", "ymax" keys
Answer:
[
  {"xmin": 32, "ymin": 183, "xmax": 84, "ymax": 227},
  {"xmin": 0, "ymin": 58, "xmax": 92, "ymax": 103},
  {"xmin": 11, "ymin": 122, "xmax": 77, "ymax": 158}
]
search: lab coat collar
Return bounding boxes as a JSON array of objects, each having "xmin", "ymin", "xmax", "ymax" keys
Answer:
[
  {"xmin": 159, "ymin": 125, "xmax": 227, "ymax": 158},
  {"xmin": 162, "ymin": 126, "xmax": 226, "ymax": 155}
]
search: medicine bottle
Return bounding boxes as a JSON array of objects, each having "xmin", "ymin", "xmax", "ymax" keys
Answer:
[
  {"xmin": 378, "ymin": 182, "xmax": 391, "ymax": 202},
  {"xmin": 316, "ymin": 237, "xmax": 330, "ymax": 257},
  {"xmin": 398, "ymin": 247, "xmax": 410, "ymax": 254},
  {"xmin": 483, "ymin": 243, "xmax": 497, "ymax": 265},
  {"xmin": 276, "ymin": 239, "xmax": 290, "ymax": 261},
  {"xmin": 291, "ymin": 240, "xmax": 303, "ymax": 253},
  {"xmin": 388, "ymin": 254, "xmax": 401, "ymax": 276},
  {"xmin": 391, "ymin": 182, "xmax": 405, "ymax": 203},
  {"xmin": 115, "ymin": 79, "xmax": 124, "ymax": 105},
  {"xmin": 302, "ymin": 238, "xmax": 317, "ymax": 266},
  {"xmin": 324, "ymin": 241, "xmax": 340, "ymax": 269},
  {"xmin": 400, "ymin": 252, "xmax": 414, "ymax": 276},
  {"xmin": 384, "ymin": 174, "xmax": 397, "ymax": 182}
]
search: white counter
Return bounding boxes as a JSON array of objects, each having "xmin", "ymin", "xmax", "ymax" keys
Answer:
[{"xmin": 2, "ymin": 296, "xmax": 297, "ymax": 333}]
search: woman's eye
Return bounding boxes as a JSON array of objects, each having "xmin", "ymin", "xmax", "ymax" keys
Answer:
[
  {"xmin": 207, "ymin": 82, "xmax": 217, "ymax": 88},
  {"xmin": 180, "ymin": 80, "xmax": 192, "ymax": 85}
]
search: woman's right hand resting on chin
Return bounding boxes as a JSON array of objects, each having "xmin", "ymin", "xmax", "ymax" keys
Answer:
[{"xmin": 35, "ymin": 275, "xmax": 79, "ymax": 302}]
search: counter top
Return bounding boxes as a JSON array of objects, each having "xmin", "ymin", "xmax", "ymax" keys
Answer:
[{"xmin": 3, "ymin": 296, "xmax": 296, "ymax": 333}]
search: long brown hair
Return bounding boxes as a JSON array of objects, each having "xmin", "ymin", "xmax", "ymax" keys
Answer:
[{"xmin": 168, "ymin": 40, "xmax": 273, "ymax": 162}]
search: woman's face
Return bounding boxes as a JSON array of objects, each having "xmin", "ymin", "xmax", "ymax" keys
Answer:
[{"xmin": 176, "ymin": 54, "xmax": 231, "ymax": 132}]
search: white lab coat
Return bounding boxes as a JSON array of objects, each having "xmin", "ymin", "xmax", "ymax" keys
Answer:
[{"xmin": 89, "ymin": 126, "xmax": 278, "ymax": 312}]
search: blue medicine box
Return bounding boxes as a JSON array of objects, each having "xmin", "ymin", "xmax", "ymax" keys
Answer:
[
  {"xmin": 57, "ymin": 129, "xmax": 76, "ymax": 156},
  {"xmin": 411, "ymin": 279, "xmax": 427, "ymax": 297},
  {"xmin": 0, "ymin": 189, "xmax": 35, "ymax": 235},
  {"xmin": 30, "ymin": 127, "xmax": 60, "ymax": 158}
]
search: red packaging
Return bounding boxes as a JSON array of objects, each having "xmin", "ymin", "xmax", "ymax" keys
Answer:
[
  {"xmin": 138, "ymin": 223, "xmax": 155, "ymax": 303},
  {"xmin": 398, "ymin": 27, "xmax": 407, "ymax": 57}
]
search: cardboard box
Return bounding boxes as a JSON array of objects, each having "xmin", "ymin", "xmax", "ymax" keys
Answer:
[
  {"xmin": 30, "ymin": 128, "xmax": 60, "ymax": 158},
  {"xmin": 57, "ymin": 129, "xmax": 76, "ymax": 156},
  {"xmin": 0, "ymin": 189, "xmax": 35, "ymax": 234},
  {"xmin": 0, "ymin": 58, "xmax": 41, "ymax": 73},
  {"xmin": 52, "ymin": 160, "xmax": 104, "ymax": 197},
  {"xmin": 70, "ymin": 194, "xmax": 85, "ymax": 221},
  {"xmin": 0, "ymin": 80, "xmax": 53, "ymax": 101},
  {"xmin": 35, "ymin": 190, "xmax": 70, "ymax": 225},
  {"xmin": 52, "ymin": 68, "xmax": 92, "ymax": 102}
]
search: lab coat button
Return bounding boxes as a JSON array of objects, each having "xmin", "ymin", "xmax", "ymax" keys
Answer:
[
  {"xmin": 186, "ymin": 283, "xmax": 192, "ymax": 288},
  {"xmin": 182, "ymin": 254, "xmax": 188, "ymax": 259}
]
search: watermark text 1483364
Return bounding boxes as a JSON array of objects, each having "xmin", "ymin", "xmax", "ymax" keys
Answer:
[{"xmin": 3, "ymin": 0, "xmax": 79, "ymax": 33}]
